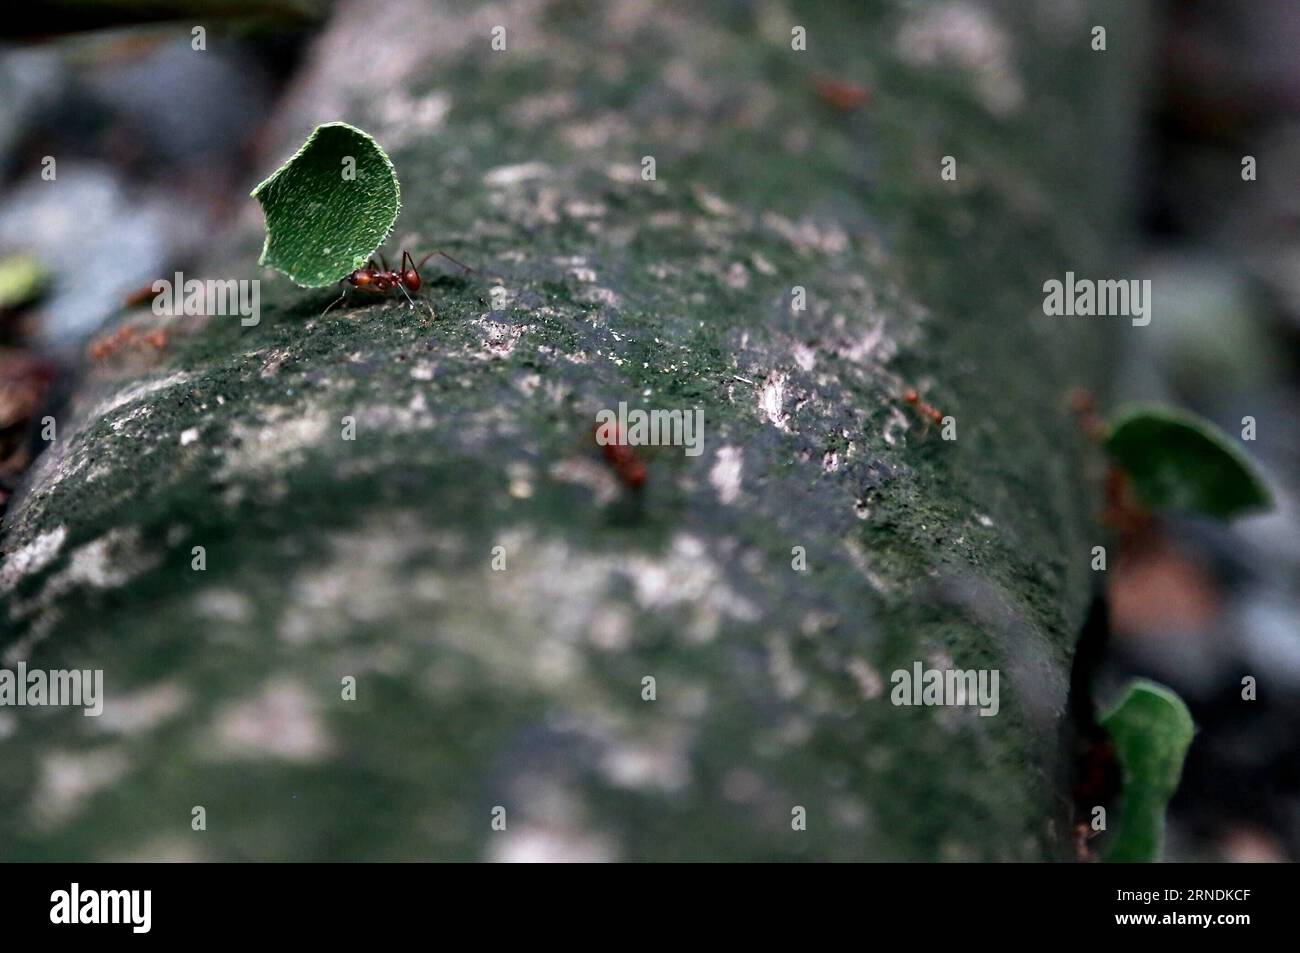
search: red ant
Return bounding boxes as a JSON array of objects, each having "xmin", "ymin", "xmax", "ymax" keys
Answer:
[
  {"xmin": 1067, "ymin": 388, "xmax": 1152, "ymax": 534},
  {"xmin": 813, "ymin": 77, "xmax": 871, "ymax": 112},
  {"xmin": 903, "ymin": 387, "xmax": 944, "ymax": 428},
  {"xmin": 1068, "ymin": 387, "xmax": 1105, "ymax": 443},
  {"xmin": 1072, "ymin": 821, "xmax": 1101, "ymax": 862},
  {"xmin": 322, "ymin": 249, "xmax": 472, "ymax": 318},
  {"xmin": 88, "ymin": 324, "xmax": 169, "ymax": 362},
  {"xmin": 594, "ymin": 425, "xmax": 647, "ymax": 490}
]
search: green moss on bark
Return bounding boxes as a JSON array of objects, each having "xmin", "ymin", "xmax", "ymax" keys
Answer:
[{"xmin": 0, "ymin": 0, "xmax": 1139, "ymax": 860}]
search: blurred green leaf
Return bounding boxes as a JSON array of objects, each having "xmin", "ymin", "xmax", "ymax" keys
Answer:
[
  {"xmin": 252, "ymin": 122, "xmax": 400, "ymax": 288},
  {"xmin": 1104, "ymin": 404, "xmax": 1272, "ymax": 520},
  {"xmin": 1101, "ymin": 680, "xmax": 1195, "ymax": 863},
  {"xmin": 0, "ymin": 254, "xmax": 46, "ymax": 310}
]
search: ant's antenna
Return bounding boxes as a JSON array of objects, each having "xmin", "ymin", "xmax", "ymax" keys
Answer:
[
  {"xmin": 395, "ymin": 280, "xmax": 436, "ymax": 319},
  {"xmin": 396, "ymin": 281, "xmax": 418, "ymax": 311},
  {"xmin": 321, "ymin": 284, "xmax": 348, "ymax": 318},
  {"xmin": 394, "ymin": 277, "xmax": 434, "ymax": 318}
]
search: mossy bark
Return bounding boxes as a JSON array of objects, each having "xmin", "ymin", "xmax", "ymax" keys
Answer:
[{"xmin": 0, "ymin": 0, "xmax": 1140, "ymax": 860}]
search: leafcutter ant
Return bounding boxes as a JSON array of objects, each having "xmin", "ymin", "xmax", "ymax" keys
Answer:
[
  {"xmin": 594, "ymin": 424, "xmax": 647, "ymax": 490},
  {"xmin": 88, "ymin": 324, "xmax": 169, "ymax": 363},
  {"xmin": 322, "ymin": 249, "xmax": 473, "ymax": 319},
  {"xmin": 813, "ymin": 77, "xmax": 871, "ymax": 112},
  {"xmin": 903, "ymin": 387, "xmax": 944, "ymax": 428},
  {"xmin": 1068, "ymin": 387, "xmax": 1105, "ymax": 443}
]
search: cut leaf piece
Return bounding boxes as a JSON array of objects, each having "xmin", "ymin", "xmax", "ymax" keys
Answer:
[
  {"xmin": 251, "ymin": 122, "xmax": 400, "ymax": 287},
  {"xmin": 1104, "ymin": 404, "xmax": 1272, "ymax": 520},
  {"xmin": 1101, "ymin": 680, "xmax": 1195, "ymax": 863}
]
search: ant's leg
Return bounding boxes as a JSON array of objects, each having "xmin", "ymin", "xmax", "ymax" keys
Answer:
[
  {"xmin": 438, "ymin": 251, "xmax": 474, "ymax": 274},
  {"xmin": 378, "ymin": 251, "xmax": 389, "ymax": 272},
  {"xmin": 415, "ymin": 250, "xmax": 474, "ymax": 274}
]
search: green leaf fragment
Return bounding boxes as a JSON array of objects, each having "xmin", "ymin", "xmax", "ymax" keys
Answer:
[
  {"xmin": 1104, "ymin": 403, "xmax": 1273, "ymax": 520},
  {"xmin": 1101, "ymin": 680, "xmax": 1195, "ymax": 863},
  {"xmin": 0, "ymin": 254, "xmax": 47, "ymax": 310},
  {"xmin": 251, "ymin": 121, "xmax": 400, "ymax": 287}
]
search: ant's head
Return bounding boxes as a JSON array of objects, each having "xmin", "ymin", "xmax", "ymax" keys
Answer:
[
  {"xmin": 402, "ymin": 269, "xmax": 421, "ymax": 292},
  {"xmin": 903, "ymin": 388, "xmax": 920, "ymax": 405}
]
